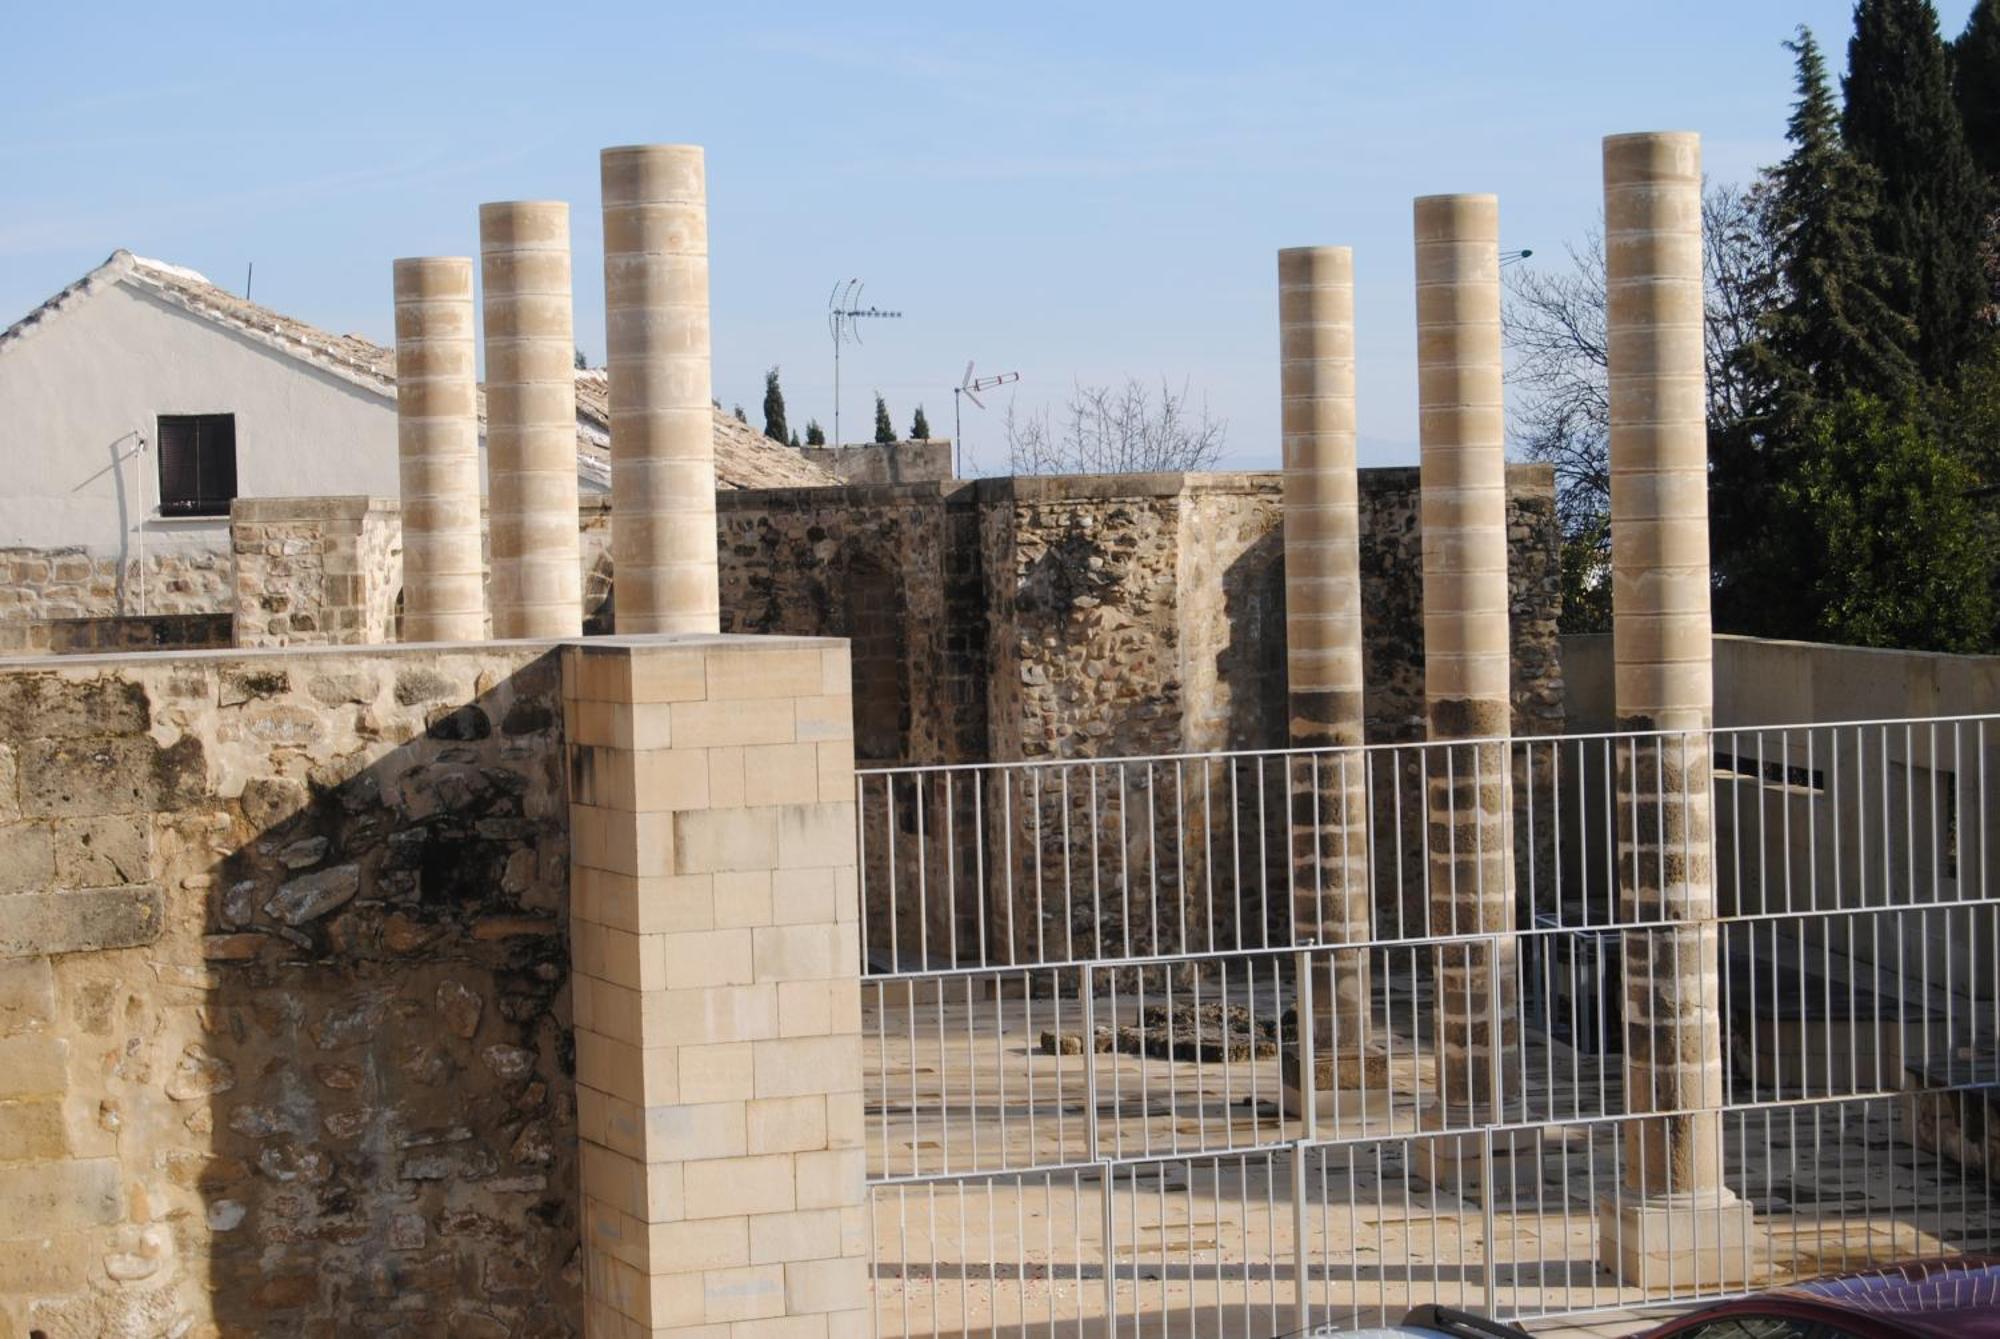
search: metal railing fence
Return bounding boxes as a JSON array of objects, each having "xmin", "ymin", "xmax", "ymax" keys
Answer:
[{"xmin": 855, "ymin": 715, "xmax": 2000, "ymax": 1334}]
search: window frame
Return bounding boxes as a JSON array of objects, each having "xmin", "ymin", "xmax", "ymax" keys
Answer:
[{"xmin": 154, "ymin": 412, "xmax": 238, "ymax": 519}]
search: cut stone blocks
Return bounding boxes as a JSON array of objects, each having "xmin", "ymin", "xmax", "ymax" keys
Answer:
[{"xmin": 566, "ymin": 635, "xmax": 869, "ymax": 1339}]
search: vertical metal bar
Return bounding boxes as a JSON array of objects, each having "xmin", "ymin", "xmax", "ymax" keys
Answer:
[
  {"xmin": 1290, "ymin": 1141, "xmax": 1311, "ymax": 1336},
  {"xmin": 1296, "ymin": 947, "xmax": 1318, "ymax": 1140},
  {"xmin": 1083, "ymin": 962, "xmax": 1098, "ymax": 1162},
  {"xmin": 1101, "ymin": 1162, "xmax": 1117, "ymax": 1339},
  {"xmin": 1482, "ymin": 1127, "xmax": 1498, "ymax": 1317}
]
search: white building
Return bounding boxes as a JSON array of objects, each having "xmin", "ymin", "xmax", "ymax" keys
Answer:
[{"xmin": 0, "ymin": 250, "xmax": 834, "ymax": 644}]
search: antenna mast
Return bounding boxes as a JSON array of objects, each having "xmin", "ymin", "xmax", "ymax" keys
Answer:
[
  {"xmin": 827, "ymin": 279, "xmax": 902, "ymax": 447},
  {"xmin": 951, "ymin": 363, "xmax": 1019, "ymax": 478}
]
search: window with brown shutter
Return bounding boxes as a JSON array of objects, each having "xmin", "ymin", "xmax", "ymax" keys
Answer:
[{"xmin": 155, "ymin": 414, "xmax": 237, "ymax": 516}]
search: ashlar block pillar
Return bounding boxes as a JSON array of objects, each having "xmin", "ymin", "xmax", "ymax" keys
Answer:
[
  {"xmin": 482, "ymin": 200, "xmax": 584, "ymax": 639},
  {"xmin": 1598, "ymin": 131, "xmax": 1759, "ymax": 1289},
  {"xmin": 602, "ymin": 145, "xmax": 721, "ymax": 634},
  {"xmin": 565, "ymin": 635, "xmax": 868, "ymax": 1339},
  {"xmin": 1412, "ymin": 195, "xmax": 1525, "ymax": 1175},
  {"xmin": 1276, "ymin": 245, "xmax": 1380, "ymax": 1113},
  {"xmin": 391, "ymin": 256, "xmax": 487, "ymax": 641}
]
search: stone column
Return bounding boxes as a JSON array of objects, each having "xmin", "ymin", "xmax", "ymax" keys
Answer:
[
  {"xmin": 481, "ymin": 201, "xmax": 582, "ymax": 639},
  {"xmin": 566, "ymin": 635, "xmax": 867, "ymax": 1339},
  {"xmin": 1277, "ymin": 246, "xmax": 1377, "ymax": 1111},
  {"xmin": 1598, "ymin": 131, "xmax": 1756, "ymax": 1288},
  {"xmin": 392, "ymin": 257, "xmax": 487, "ymax": 641},
  {"xmin": 601, "ymin": 145, "xmax": 720, "ymax": 635},
  {"xmin": 1413, "ymin": 195, "xmax": 1522, "ymax": 1154}
]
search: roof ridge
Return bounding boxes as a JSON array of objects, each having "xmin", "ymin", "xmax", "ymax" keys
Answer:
[{"xmin": 0, "ymin": 249, "xmax": 137, "ymax": 354}]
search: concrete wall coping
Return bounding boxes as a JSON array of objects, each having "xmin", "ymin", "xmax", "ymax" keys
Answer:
[
  {"xmin": 0, "ymin": 630, "xmax": 846, "ymax": 674},
  {"xmin": 230, "ymin": 495, "xmax": 399, "ymax": 521}
]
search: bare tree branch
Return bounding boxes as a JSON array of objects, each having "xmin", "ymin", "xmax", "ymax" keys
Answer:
[
  {"xmin": 1504, "ymin": 181, "xmax": 1770, "ymax": 533},
  {"xmin": 1006, "ymin": 377, "xmax": 1227, "ymax": 475}
]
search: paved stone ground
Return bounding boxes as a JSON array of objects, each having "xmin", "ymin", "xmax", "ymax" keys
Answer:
[{"xmin": 863, "ymin": 991, "xmax": 1998, "ymax": 1338}]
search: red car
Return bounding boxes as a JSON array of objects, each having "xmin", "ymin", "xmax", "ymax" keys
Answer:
[{"xmin": 1636, "ymin": 1257, "xmax": 2000, "ymax": 1338}]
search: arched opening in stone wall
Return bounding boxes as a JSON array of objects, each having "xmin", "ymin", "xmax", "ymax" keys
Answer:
[{"xmin": 844, "ymin": 559, "xmax": 908, "ymax": 764}]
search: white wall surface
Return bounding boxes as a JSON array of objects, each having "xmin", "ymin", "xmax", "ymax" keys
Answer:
[{"xmin": 0, "ymin": 281, "xmax": 401, "ymax": 556}]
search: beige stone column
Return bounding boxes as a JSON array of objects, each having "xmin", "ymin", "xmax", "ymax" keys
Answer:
[
  {"xmin": 392, "ymin": 257, "xmax": 487, "ymax": 641},
  {"xmin": 481, "ymin": 201, "xmax": 582, "ymax": 638},
  {"xmin": 1598, "ymin": 131, "xmax": 1756, "ymax": 1288},
  {"xmin": 1277, "ymin": 246, "xmax": 1376, "ymax": 1111},
  {"xmin": 566, "ymin": 635, "xmax": 867, "ymax": 1338},
  {"xmin": 602, "ymin": 145, "xmax": 720, "ymax": 634},
  {"xmin": 1413, "ymin": 195, "xmax": 1522, "ymax": 1150}
]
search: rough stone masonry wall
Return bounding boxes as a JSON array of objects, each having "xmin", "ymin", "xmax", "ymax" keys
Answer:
[
  {"xmin": 698, "ymin": 469, "xmax": 1560, "ymax": 966},
  {"xmin": 0, "ymin": 643, "xmax": 577, "ymax": 1338},
  {"xmin": 230, "ymin": 497, "xmax": 404, "ymax": 649},
  {"xmin": 0, "ymin": 547, "xmax": 234, "ymax": 655},
  {"xmin": 714, "ymin": 484, "xmax": 972, "ymax": 766}
]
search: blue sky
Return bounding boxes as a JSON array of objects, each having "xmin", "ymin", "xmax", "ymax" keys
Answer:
[{"xmin": 2, "ymin": 2, "xmax": 1978, "ymax": 471}]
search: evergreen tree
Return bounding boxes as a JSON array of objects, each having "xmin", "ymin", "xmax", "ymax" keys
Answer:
[
  {"xmin": 910, "ymin": 405, "xmax": 931, "ymax": 440},
  {"xmin": 1782, "ymin": 391, "xmax": 1992, "ymax": 651},
  {"xmin": 805, "ymin": 420, "xmax": 826, "ymax": 446},
  {"xmin": 762, "ymin": 367, "xmax": 789, "ymax": 443},
  {"xmin": 1715, "ymin": 30, "xmax": 1915, "ymax": 637},
  {"xmin": 873, "ymin": 394, "xmax": 897, "ymax": 444},
  {"xmin": 733, "ymin": 405, "xmax": 748, "ymax": 424},
  {"xmin": 1843, "ymin": 0, "xmax": 1990, "ymax": 379},
  {"xmin": 789, "ymin": 430, "xmax": 801, "ymax": 449},
  {"xmin": 1760, "ymin": 28, "xmax": 1918, "ymax": 408},
  {"xmin": 1955, "ymin": 0, "xmax": 2000, "ymax": 181}
]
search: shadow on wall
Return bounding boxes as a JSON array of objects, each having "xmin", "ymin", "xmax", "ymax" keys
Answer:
[{"xmin": 0, "ymin": 649, "xmax": 579, "ymax": 1337}]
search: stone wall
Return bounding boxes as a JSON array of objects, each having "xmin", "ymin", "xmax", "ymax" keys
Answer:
[
  {"xmin": 797, "ymin": 441, "xmax": 954, "ymax": 486},
  {"xmin": 47, "ymin": 613, "xmax": 235, "ymax": 656},
  {"xmin": 230, "ymin": 497, "xmax": 403, "ymax": 649},
  {"xmin": 0, "ymin": 547, "xmax": 233, "ymax": 655},
  {"xmin": 714, "ymin": 484, "xmax": 973, "ymax": 766},
  {"xmin": 0, "ymin": 644, "xmax": 577, "ymax": 1337},
  {"xmin": 696, "ymin": 467, "xmax": 1562, "ymax": 967}
]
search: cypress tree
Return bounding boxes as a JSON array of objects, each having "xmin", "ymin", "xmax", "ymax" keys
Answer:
[
  {"xmin": 805, "ymin": 420, "xmax": 826, "ymax": 446},
  {"xmin": 762, "ymin": 367, "xmax": 789, "ymax": 443},
  {"xmin": 910, "ymin": 405, "xmax": 931, "ymax": 440},
  {"xmin": 1843, "ymin": 0, "xmax": 1989, "ymax": 380},
  {"xmin": 873, "ymin": 394, "xmax": 897, "ymax": 444},
  {"xmin": 789, "ymin": 429, "xmax": 801, "ymax": 449},
  {"xmin": 1716, "ymin": 28, "xmax": 1917, "ymax": 638},
  {"xmin": 1955, "ymin": 0, "xmax": 2000, "ymax": 180},
  {"xmin": 1762, "ymin": 27, "xmax": 1918, "ymax": 407}
]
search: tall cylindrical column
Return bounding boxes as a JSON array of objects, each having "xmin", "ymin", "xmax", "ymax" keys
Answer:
[
  {"xmin": 480, "ymin": 201, "xmax": 582, "ymax": 639},
  {"xmin": 1413, "ymin": 195, "xmax": 1518, "ymax": 1132},
  {"xmin": 601, "ymin": 144, "xmax": 719, "ymax": 634},
  {"xmin": 392, "ymin": 257, "xmax": 487, "ymax": 642},
  {"xmin": 1600, "ymin": 131, "xmax": 1753, "ymax": 1288},
  {"xmin": 1278, "ymin": 246, "xmax": 1375, "ymax": 1107}
]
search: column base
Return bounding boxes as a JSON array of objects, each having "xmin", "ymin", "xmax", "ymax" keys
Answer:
[
  {"xmin": 1597, "ymin": 1189, "xmax": 1765, "ymax": 1291},
  {"xmin": 1280, "ymin": 1044, "xmax": 1390, "ymax": 1116},
  {"xmin": 1411, "ymin": 1105, "xmax": 1542, "ymax": 1194}
]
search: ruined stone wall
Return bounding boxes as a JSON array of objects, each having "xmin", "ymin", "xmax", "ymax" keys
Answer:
[
  {"xmin": 230, "ymin": 498, "xmax": 403, "ymax": 649},
  {"xmin": 983, "ymin": 476, "xmax": 1187, "ymax": 763},
  {"xmin": 1177, "ymin": 479, "xmax": 1287, "ymax": 754},
  {"xmin": 714, "ymin": 484, "xmax": 966, "ymax": 767},
  {"xmin": 709, "ymin": 468, "xmax": 1564, "ymax": 966},
  {"xmin": 0, "ymin": 547, "xmax": 234, "ymax": 655},
  {"xmin": 0, "ymin": 644, "xmax": 577, "ymax": 1337}
]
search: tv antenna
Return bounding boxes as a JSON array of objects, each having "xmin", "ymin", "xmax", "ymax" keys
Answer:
[
  {"xmin": 1500, "ymin": 248, "xmax": 1534, "ymax": 267},
  {"xmin": 952, "ymin": 363, "xmax": 1019, "ymax": 478},
  {"xmin": 827, "ymin": 279, "xmax": 901, "ymax": 448}
]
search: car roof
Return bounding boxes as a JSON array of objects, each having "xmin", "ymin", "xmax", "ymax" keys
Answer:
[{"xmin": 1762, "ymin": 1257, "xmax": 2000, "ymax": 1336}]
